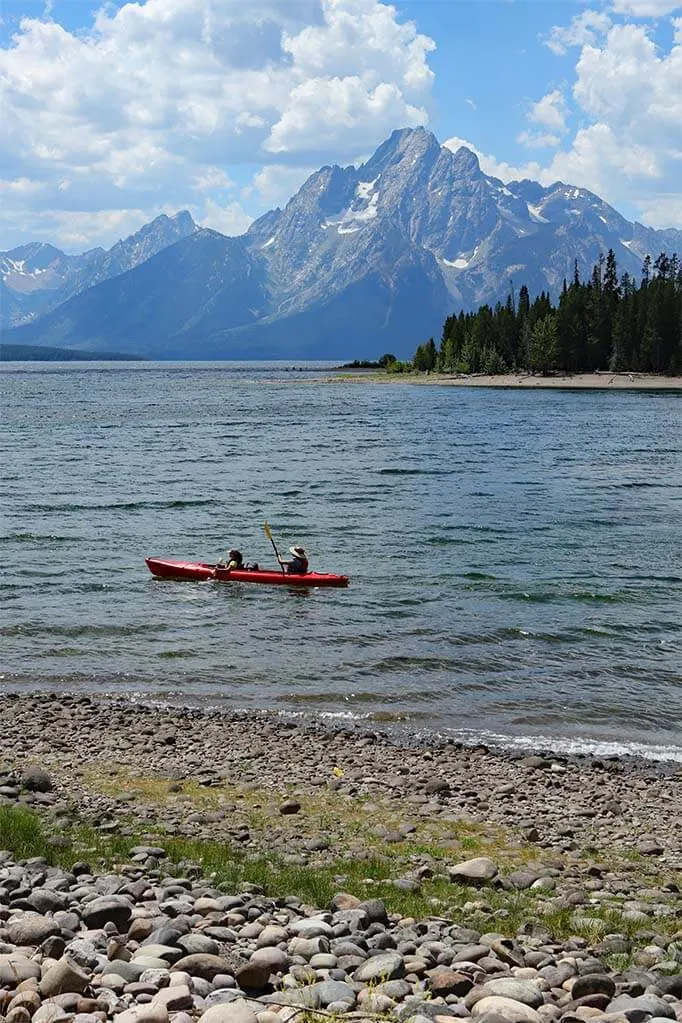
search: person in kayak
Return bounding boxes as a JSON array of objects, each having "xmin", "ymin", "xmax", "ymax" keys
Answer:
[
  {"xmin": 278, "ymin": 545, "xmax": 309, "ymax": 575},
  {"xmin": 225, "ymin": 549, "xmax": 244, "ymax": 570}
]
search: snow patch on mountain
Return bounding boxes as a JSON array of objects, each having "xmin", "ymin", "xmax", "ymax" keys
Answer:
[
  {"xmin": 5, "ymin": 127, "xmax": 682, "ymax": 358},
  {"xmin": 527, "ymin": 204, "xmax": 549, "ymax": 224},
  {"xmin": 1, "ymin": 212, "xmax": 197, "ymax": 329},
  {"xmin": 322, "ymin": 180, "xmax": 380, "ymax": 234},
  {"xmin": 356, "ymin": 177, "xmax": 379, "ymax": 199}
]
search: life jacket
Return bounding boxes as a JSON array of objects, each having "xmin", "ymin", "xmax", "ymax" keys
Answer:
[{"xmin": 287, "ymin": 557, "xmax": 308, "ymax": 575}]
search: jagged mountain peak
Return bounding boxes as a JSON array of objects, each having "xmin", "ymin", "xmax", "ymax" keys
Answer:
[
  {"xmin": 448, "ymin": 145, "xmax": 483, "ymax": 178},
  {"xmin": 360, "ymin": 124, "xmax": 441, "ymax": 179},
  {"xmin": 2, "ymin": 241, "xmax": 66, "ymax": 264},
  {"xmin": 107, "ymin": 210, "xmax": 197, "ymax": 252},
  {"xmin": 1, "ymin": 208, "xmax": 198, "ymax": 329},
  {"xmin": 4, "ymin": 127, "xmax": 682, "ymax": 357}
]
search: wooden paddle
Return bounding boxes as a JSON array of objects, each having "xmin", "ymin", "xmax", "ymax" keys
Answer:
[{"xmin": 264, "ymin": 521, "xmax": 286, "ymax": 575}]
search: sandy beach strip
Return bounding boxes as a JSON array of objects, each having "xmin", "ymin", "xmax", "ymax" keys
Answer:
[{"xmin": 327, "ymin": 371, "xmax": 682, "ymax": 390}]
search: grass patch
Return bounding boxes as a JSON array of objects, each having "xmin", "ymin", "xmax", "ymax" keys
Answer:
[
  {"xmin": 79, "ymin": 763, "xmax": 530, "ymax": 867},
  {"xmin": 0, "ymin": 804, "xmax": 53, "ymax": 861},
  {"xmin": 0, "ymin": 803, "xmax": 681, "ymax": 962}
]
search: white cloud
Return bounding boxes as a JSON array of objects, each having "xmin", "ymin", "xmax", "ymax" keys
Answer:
[
  {"xmin": 199, "ymin": 199, "xmax": 253, "ymax": 236},
  {"xmin": 572, "ymin": 22, "xmax": 682, "ymax": 137},
  {"xmin": 548, "ymin": 123, "xmax": 661, "ymax": 195},
  {"xmin": 265, "ymin": 77, "xmax": 427, "ymax": 156},
  {"xmin": 516, "ymin": 130, "xmax": 562, "ymax": 149},
  {"xmin": 0, "ymin": 207, "xmax": 165, "ymax": 250},
  {"xmin": 546, "ymin": 10, "xmax": 612, "ymax": 55},
  {"xmin": 247, "ymin": 164, "xmax": 318, "ymax": 207},
  {"xmin": 443, "ymin": 136, "xmax": 546, "ymax": 185},
  {"xmin": 528, "ymin": 89, "xmax": 568, "ymax": 132},
  {"xmin": 193, "ymin": 167, "xmax": 236, "ymax": 192},
  {"xmin": 611, "ymin": 0, "xmax": 682, "ymax": 15},
  {"xmin": 281, "ymin": 0, "xmax": 435, "ymax": 90},
  {"xmin": 634, "ymin": 192, "xmax": 682, "ymax": 226},
  {"xmin": 527, "ymin": 7, "xmax": 682, "ymax": 226},
  {"xmin": 0, "ymin": 0, "xmax": 436, "ymax": 250},
  {"xmin": 0, "ymin": 177, "xmax": 47, "ymax": 196}
]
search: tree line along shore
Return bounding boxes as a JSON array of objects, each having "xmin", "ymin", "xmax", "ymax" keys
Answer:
[{"xmin": 399, "ymin": 251, "xmax": 682, "ymax": 377}]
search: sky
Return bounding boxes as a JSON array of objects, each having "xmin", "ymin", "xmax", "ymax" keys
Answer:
[{"xmin": 1, "ymin": 0, "xmax": 681, "ymax": 252}]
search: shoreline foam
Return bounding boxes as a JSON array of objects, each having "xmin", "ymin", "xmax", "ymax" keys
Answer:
[
  {"xmin": 3, "ymin": 677, "xmax": 682, "ymax": 767},
  {"xmin": 1, "ymin": 690, "xmax": 680, "ymax": 944}
]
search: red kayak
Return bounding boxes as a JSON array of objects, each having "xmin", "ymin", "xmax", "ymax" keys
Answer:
[{"xmin": 145, "ymin": 557, "xmax": 349, "ymax": 588}]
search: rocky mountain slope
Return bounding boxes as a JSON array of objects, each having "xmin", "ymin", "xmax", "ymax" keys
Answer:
[
  {"xmin": 3, "ymin": 128, "xmax": 680, "ymax": 358},
  {"xmin": 0, "ymin": 211, "xmax": 196, "ymax": 328}
]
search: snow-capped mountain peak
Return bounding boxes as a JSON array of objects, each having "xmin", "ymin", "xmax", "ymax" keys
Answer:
[{"xmin": 1, "ymin": 212, "xmax": 196, "ymax": 328}]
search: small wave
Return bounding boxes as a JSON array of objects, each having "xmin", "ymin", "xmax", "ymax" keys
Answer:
[
  {"xmin": 627, "ymin": 574, "xmax": 682, "ymax": 584},
  {"xmin": 0, "ymin": 532, "xmax": 84, "ymax": 545},
  {"xmin": 377, "ymin": 468, "xmax": 454, "ymax": 476},
  {"xmin": 501, "ymin": 627, "xmax": 567, "ymax": 643},
  {"xmin": 42, "ymin": 647, "xmax": 86, "ymax": 657},
  {"xmin": 0, "ymin": 622, "xmax": 167, "ymax": 638},
  {"xmin": 367, "ymin": 654, "xmax": 461, "ymax": 674},
  {"xmin": 425, "ymin": 536, "xmax": 473, "ymax": 546},
  {"xmin": 23, "ymin": 498, "xmax": 216, "ymax": 513},
  {"xmin": 277, "ymin": 708, "xmax": 429, "ymax": 724},
  {"xmin": 616, "ymin": 481, "xmax": 665, "ymax": 489},
  {"xmin": 494, "ymin": 588, "xmax": 636, "ymax": 605},
  {"xmin": 437, "ymin": 728, "xmax": 682, "ymax": 764}
]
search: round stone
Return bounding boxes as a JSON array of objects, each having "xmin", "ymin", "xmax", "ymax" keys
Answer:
[
  {"xmin": 471, "ymin": 995, "xmax": 542, "ymax": 1023},
  {"xmin": 353, "ymin": 952, "xmax": 405, "ymax": 983},
  {"xmin": 447, "ymin": 857, "xmax": 499, "ymax": 885},
  {"xmin": 7, "ymin": 913, "xmax": 60, "ymax": 947}
]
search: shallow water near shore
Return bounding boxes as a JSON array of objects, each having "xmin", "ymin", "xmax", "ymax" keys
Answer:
[{"xmin": 1, "ymin": 361, "xmax": 681, "ymax": 760}]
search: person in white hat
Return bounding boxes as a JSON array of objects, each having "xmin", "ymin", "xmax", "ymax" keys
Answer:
[{"xmin": 277, "ymin": 544, "xmax": 309, "ymax": 575}]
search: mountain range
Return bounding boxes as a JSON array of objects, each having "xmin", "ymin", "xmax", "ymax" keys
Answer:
[
  {"xmin": 2, "ymin": 127, "xmax": 681, "ymax": 359},
  {"xmin": 0, "ymin": 211, "xmax": 196, "ymax": 330}
]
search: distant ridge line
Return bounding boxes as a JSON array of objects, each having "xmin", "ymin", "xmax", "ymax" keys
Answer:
[{"xmin": 0, "ymin": 344, "xmax": 146, "ymax": 362}]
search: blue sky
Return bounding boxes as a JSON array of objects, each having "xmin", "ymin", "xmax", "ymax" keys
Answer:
[{"xmin": 1, "ymin": 0, "xmax": 681, "ymax": 251}]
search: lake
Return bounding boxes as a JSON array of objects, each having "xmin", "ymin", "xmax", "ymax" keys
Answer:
[{"xmin": 1, "ymin": 362, "xmax": 681, "ymax": 759}]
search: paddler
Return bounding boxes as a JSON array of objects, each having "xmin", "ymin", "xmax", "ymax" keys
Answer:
[
  {"xmin": 277, "ymin": 544, "xmax": 309, "ymax": 575},
  {"xmin": 225, "ymin": 549, "xmax": 244, "ymax": 570}
]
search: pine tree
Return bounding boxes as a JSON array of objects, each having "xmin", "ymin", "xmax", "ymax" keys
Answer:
[
  {"xmin": 416, "ymin": 249, "xmax": 680, "ymax": 376},
  {"xmin": 530, "ymin": 314, "xmax": 559, "ymax": 374}
]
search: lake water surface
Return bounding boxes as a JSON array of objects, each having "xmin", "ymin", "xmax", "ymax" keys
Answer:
[{"xmin": 2, "ymin": 362, "xmax": 681, "ymax": 759}]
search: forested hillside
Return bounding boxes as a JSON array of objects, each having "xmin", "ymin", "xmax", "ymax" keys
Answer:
[{"xmin": 413, "ymin": 251, "xmax": 682, "ymax": 375}]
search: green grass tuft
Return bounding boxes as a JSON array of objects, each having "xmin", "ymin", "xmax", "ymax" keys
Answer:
[
  {"xmin": 0, "ymin": 803, "xmax": 680, "ymax": 969},
  {"xmin": 0, "ymin": 804, "xmax": 52, "ymax": 860}
]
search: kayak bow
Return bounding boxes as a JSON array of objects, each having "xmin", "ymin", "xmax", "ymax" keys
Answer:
[{"xmin": 145, "ymin": 557, "xmax": 349, "ymax": 588}]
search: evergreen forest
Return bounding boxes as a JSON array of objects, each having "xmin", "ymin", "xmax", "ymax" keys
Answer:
[{"xmin": 410, "ymin": 251, "xmax": 682, "ymax": 376}]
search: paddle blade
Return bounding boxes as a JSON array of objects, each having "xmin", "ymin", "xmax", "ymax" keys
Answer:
[{"xmin": 264, "ymin": 520, "xmax": 273, "ymax": 541}]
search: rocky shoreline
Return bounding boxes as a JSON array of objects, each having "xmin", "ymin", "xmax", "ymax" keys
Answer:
[{"xmin": 0, "ymin": 694, "xmax": 680, "ymax": 1023}]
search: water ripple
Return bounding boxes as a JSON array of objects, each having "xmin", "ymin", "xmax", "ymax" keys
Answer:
[{"xmin": 2, "ymin": 362, "xmax": 681, "ymax": 758}]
